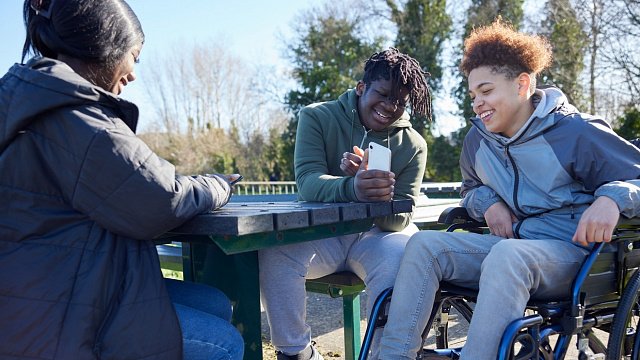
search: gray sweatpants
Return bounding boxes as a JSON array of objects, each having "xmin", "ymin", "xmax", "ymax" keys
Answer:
[
  {"xmin": 378, "ymin": 230, "xmax": 589, "ymax": 359},
  {"xmin": 259, "ymin": 224, "xmax": 418, "ymax": 356}
]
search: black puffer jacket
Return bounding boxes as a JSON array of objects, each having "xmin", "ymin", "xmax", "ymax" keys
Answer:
[{"xmin": 0, "ymin": 58, "xmax": 231, "ymax": 359}]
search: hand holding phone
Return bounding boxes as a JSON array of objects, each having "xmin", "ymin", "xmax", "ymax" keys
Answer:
[
  {"xmin": 229, "ymin": 174, "xmax": 243, "ymax": 185},
  {"xmin": 367, "ymin": 142, "xmax": 391, "ymax": 171}
]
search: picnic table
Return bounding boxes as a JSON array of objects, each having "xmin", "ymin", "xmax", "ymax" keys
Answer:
[{"xmin": 162, "ymin": 199, "xmax": 415, "ymax": 360}]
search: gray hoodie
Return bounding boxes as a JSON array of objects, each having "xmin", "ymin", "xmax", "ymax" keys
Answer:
[
  {"xmin": 460, "ymin": 87, "xmax": 640, "ymax": 241},
  {"xmin": 0, "ymin": 57, "xmax": 230, "ymax": 359}
]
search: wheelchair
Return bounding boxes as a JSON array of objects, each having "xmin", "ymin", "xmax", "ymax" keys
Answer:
[{"xmin": 359, "ymin": 207, "xmax": 640, "ymax": 360}]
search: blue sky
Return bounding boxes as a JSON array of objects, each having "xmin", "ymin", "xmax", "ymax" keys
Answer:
[
  {"xmin": 0, "ymin": 1, "xmax": 321, "ymax": 130},
  {"xmin": 0, "ymin": 0, "xmax": 470, "ymax": 135}
]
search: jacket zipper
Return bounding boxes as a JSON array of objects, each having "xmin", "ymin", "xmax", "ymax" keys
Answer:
[{"xmin": 505, "ymin": 145, "xmax": 523, "ymax": 216}]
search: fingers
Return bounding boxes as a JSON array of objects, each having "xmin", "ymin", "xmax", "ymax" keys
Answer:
[
  {"xmin": 341, "ymin": 151, "xmax": 363, "ymax": 176},
  {"xmin": 353, "ymin": 168, "xmax": 395, "ymax": 202},
  {"xmin": 572, "ymin": 223, "xmax": 588, "ymax": 247},
  {"xmin": 356, "ymin": 186, "xmax": 395, "ymax": 202},
  {"xmin": 572, "ymin": 220, "xmax": 614, "ymax": 246},
  {"xmin": 487, "ymin": 222, "xmax": 513, "ymax": 238},
  {"xmin": 572, "ymin": 196, "xmax": 620, "ymax": 246}
]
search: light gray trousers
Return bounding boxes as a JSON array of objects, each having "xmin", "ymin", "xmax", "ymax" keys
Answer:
[
  {"xmin": 378, "ymin": 230, "xmax": 589, "ymax": 360},
  {"xmin": 259, "ymin": 224, "xmax": 418, "ymax": 355}
]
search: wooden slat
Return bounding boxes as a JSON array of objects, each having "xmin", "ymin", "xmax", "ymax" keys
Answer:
[
  {"xmin": 367, "ymin": 201, "xmax": 392, "ymax": 217},
  {"xmin": 169, "ymin": 199, "xmax": 413, "ymax": 237},
  {"xmin": 339, "ymin": 202, "xmax": 368, "ymax": 221},
  {"xmin": 169, "ymin": 210, "xmax": 273, "ymax": 236}
]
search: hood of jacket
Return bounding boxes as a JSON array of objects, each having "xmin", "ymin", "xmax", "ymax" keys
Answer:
[
  {"xmin": 0, "ymin": 57, "xmax": 139, "ymax": 153},
  {"xmin": 469, "ymin": 86, "xmax": 579, "ymax": 145}
]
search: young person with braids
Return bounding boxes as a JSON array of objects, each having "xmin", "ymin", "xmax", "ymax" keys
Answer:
[
  {"xmin": 259, "ymin": 48, "xmax": 432, "ymax": 360},
  {"xmin": 0, "ymin": 0, "xmax": 244, "ymax": 359},
  {"xmin": 378, "ymin": 19, "xmax": 640, "ymax": 360}
]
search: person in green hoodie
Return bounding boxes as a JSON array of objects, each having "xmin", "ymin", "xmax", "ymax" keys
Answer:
[{"xmin": 259, "ymin": 48, "xmax": 432, "ymax": 360}]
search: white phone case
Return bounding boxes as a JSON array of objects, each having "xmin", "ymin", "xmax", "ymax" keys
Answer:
[{"xmin": 368, "ymin": 142, "xmax": 391, "ymax": 171}]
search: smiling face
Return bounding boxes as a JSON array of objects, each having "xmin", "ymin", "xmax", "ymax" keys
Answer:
[
  {"xmin": 468, "ymin": 66, "xmax": 535, "ymax": 138},
  {"xmin": 100, "ymin": 46, "xmax": 142, "ymax": 95},
  {"xmin": 356, "ymin": 79, "xmax": 410, "ymax": 131}
]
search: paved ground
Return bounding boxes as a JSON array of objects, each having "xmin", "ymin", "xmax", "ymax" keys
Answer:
[
  {"xmin": 261, "ymin": 291, "xmax": 371, "ymax": 360},
  {"xmin": 260, "ymin": 291, "xmax": 605, "ymax": 360}
]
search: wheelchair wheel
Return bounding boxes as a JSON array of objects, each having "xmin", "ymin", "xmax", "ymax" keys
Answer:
[
  {"xmin": 422, "ymin": 297, "xmax": 474, "ymax": 351},
  {"xmin": 606, "ymin": 270, "xmax": 640, "ymax": 359}
]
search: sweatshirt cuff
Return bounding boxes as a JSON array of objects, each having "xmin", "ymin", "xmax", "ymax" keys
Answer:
[
  {"xmin": 594, "ymin": 180, "xmax": 640, "ymax": 218},
  {"xmin": 461, "ymin": 186, "xmax": 501, "ymax": 221}
]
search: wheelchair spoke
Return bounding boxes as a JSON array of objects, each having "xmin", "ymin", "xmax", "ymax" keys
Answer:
[
  {"xmin": 607, "ymin": 270, "xmax": 640, "ymax": 360},
  {"xmin": 422, "ymin": 297, "xmax": 473, "ymax": 351}
]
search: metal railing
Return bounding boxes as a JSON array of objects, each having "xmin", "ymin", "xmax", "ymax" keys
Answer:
[
  {"xmin": 234, "ymin": 181, "xmax": 461, "ymax": 198},
  {"xmin": 234, "ymin": 181, "xmax": 298, "ymax": 195}
]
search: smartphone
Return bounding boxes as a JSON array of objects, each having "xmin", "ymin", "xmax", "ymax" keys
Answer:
[
  {"xmin": 230, "ymin": 175, "xmax": 244, "ymax": 185},
  {"xmin": 367, "ymin": 142, "xmax": 391, "ymax": 171}
]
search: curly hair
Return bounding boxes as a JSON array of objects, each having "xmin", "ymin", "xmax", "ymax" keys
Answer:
[
  {"xmin": 460, "ymin": 18, "xmax": 552, "ymax": 82},
  {"xmin": 363, "ymin": 47, "xmax": 432, "ymax": 120}
]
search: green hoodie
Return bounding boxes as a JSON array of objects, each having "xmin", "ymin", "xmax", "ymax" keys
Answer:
[{"xmin": 295, "ymin": 88, "xmax": 428, "ymax": 232}]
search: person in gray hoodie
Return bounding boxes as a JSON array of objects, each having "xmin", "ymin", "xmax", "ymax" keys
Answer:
[
  {"xmin": 0, "ymin": 1, "xmax": 243, "ymax": 359},
  {"xmin": 378, "ymin": 19, "xmax": 640, "ymax": 359}
]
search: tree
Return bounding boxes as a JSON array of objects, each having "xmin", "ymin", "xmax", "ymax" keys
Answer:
[
  {"xmin": 279, "ymin": 2, "xmax": 385, "ymax": 180},
  {"xmin": 539, "ymin": 0, "xmax": 588, "ymax": 109},
  {"xmin": 386, "ymin": 0, "xmax": 452, "ymax": 136},
  {"xmin": 573, "ymin": 0, "xmax": 622, "ymax": 114},
  {"xmin": 613, "ymin": 105, "xmax": 640, "ymax": 141},
  {"xmin": 140, "ymin": 40, "xmax": 290, "ymax": 179},
  {"xmin": 606, "ymin": 0, "xmax": 640, "ymax": 104}
]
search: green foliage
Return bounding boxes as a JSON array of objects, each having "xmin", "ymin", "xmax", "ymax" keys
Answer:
[
  {"xmin": 540, "ymin": 0, "xmax": 588, "ymax": 108},
  {"xmin": 613, "ymin": 105, "xmax": 640, "ymax": 141},
  {"xmin": 285, "ymin": 13, "xmax": 384, "ymax": 113},
  {"xmin": 279, "ymin": 7, "xmax": 385, "ymax": 180},
  {"xmin": 424, "ymin": 135, "xmax": 462, "ymax": 181},
  {"xmin": 386, "ymin": 0, "xmax": 452, "ymax": 135}
]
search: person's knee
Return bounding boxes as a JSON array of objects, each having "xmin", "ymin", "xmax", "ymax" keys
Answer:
[
  {"xmin": 183, "ymin": 330, "xmax": 244, "ymax": 360},
  {"xmin": 405, "ymin": 230, "xmax": 452, "ymax": 258},
  {"xmin": 481, "ymin": 241, "xmax": 533, "ymax": 287}
]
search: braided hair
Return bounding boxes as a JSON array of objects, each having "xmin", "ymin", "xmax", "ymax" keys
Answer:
[{"xmin": 362, "ymin": 47, "xmax": 432, "ymax": 121}]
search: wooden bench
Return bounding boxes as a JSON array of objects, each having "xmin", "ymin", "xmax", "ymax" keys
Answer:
[{"xmin": 157, "ymin": 195, "xmax": 459, "ymax": 360}]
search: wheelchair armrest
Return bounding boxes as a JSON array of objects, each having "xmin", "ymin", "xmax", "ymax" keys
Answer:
[
  {"xmin": 616, "ymin": 216, "xmax": 640, "ymax": 228},
  {"xmin": 437, "ymin": 206, "xmax": 486, "ymax": 227}
]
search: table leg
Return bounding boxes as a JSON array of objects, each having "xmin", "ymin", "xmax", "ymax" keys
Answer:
[{"xmin": 184, "ymin": 242, "xmax": 263, "ymax": 360}]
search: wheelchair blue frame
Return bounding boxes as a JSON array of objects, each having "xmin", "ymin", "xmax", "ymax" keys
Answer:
[{"xmin": 358, "ymin": 208, "xmax": 640, "ymax": 360}]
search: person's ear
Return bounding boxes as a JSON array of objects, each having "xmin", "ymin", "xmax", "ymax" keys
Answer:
[
  {"xmin": 356, "ymin": 81, "xmax": 365, "ymax": 96},
  {"xmin": 517, "ymin": 73, "xmax": 532, "ymax": 96}
]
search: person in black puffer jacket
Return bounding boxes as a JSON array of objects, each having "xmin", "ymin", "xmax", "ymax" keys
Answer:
[{"xmin": 0, "ymin": 1, "xmax": 243, "ymax": 359}]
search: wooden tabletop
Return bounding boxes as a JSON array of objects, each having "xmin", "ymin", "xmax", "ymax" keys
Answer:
[{"xmin": 169, "ymin": 199, "xmax": 413, "ymax": 236}]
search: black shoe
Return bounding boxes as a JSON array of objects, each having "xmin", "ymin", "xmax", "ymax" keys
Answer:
[{"xmin": 276, "ymin": 343, "xmax": 324, "ymax": 360}]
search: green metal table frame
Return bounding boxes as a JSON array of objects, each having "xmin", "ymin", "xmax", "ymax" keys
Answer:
[{"xmin": 177, "ymin": 218, "xmax": 374, "ymax": 360}]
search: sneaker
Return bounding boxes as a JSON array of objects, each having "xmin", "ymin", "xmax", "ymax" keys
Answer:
[
  {"xmin": 276, "ymin": 342, "xmax": 324, "ymax": 360},
  {"xmin": 418, "ymin": 349, "xmax": 459, "ymax": 360}
]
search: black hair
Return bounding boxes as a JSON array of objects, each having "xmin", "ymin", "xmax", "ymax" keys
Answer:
[
  {"xmin": 21, "ymin": 0, "xmax": 144, "ymax": 70},
  {"xmin": 362, "ymin": 47, "xmax": 432, "ymax": 120}
]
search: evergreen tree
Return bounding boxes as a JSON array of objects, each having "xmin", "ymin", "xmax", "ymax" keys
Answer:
[
  {"xmin": 386, "ymin": 0, "xmax": 452, "ymax": 136},
  {"xmin": 613, "ymin": 105, "xmax": 640, "ymax": 141},
  {"xmin": 279, "ymin": 5, "xmax": 384, "ymax": 180}
]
